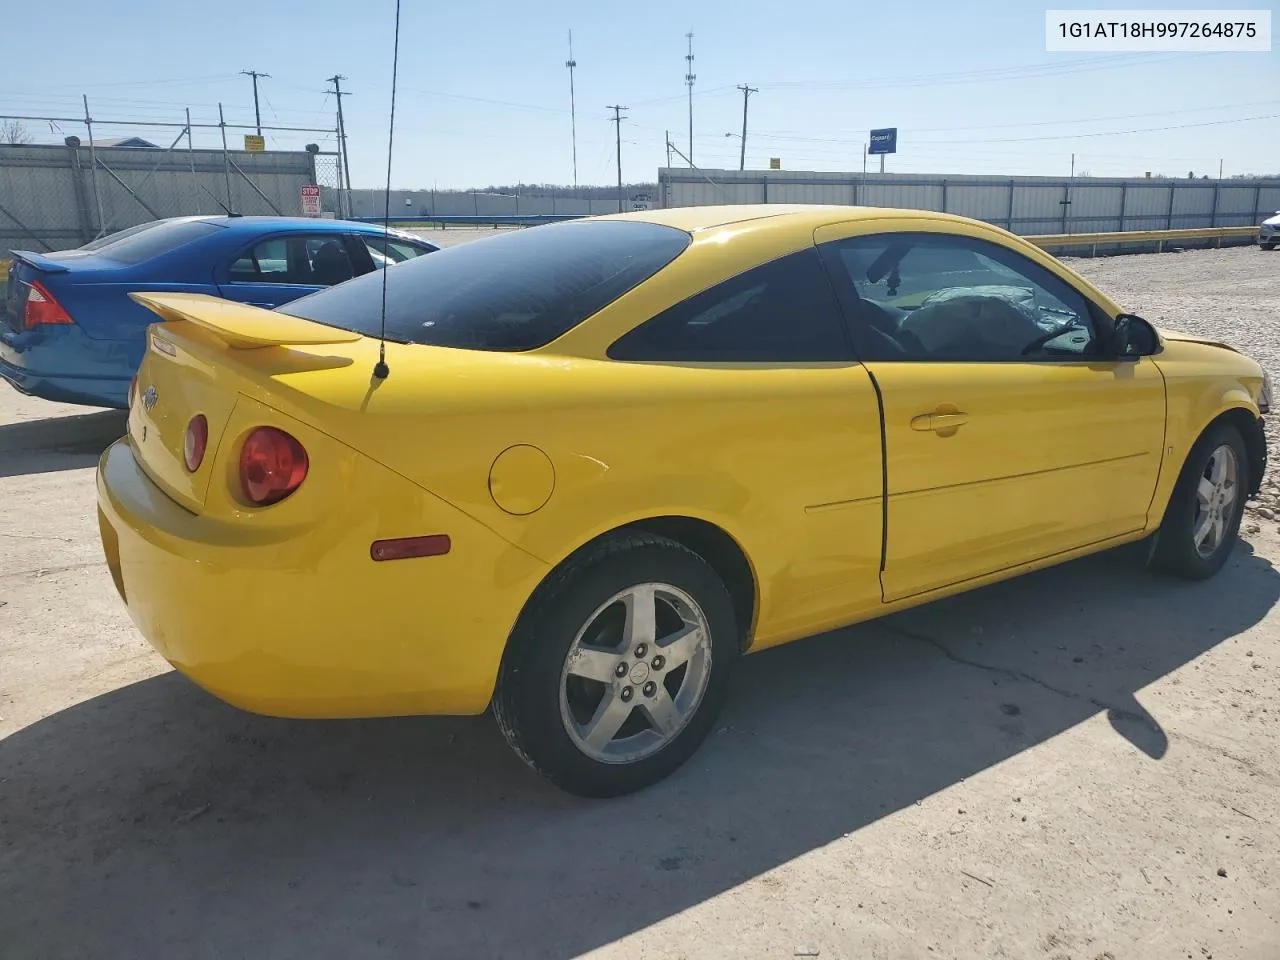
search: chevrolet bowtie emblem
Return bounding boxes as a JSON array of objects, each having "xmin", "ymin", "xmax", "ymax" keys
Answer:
[{"xmin": 141, "ymin": 385, "xmax": 158, "ymax": 411}]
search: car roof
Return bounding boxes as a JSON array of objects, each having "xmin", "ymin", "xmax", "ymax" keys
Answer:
[
  {"xmin": 195, "ymin": 215, "xmax": 389, "ymax": 235},
  {"xmin": 126, "ymin": 214, "xmax": 391, "ymax": 235},
  {"xmin": 599, "ymin": 203, "xmax": 985, "ymax": 234}
]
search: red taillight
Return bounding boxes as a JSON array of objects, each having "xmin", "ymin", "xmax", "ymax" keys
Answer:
[
  {"xmin": 238, "ymin": 427, "xmax": 308, "ymax": 506},
  {"xmin": 184, "ymin": 415, "xmax": 208, "ymax": 472},
  {"xmin": 23, "ymin": 281, "xmax": 74, "ymax": 329}
]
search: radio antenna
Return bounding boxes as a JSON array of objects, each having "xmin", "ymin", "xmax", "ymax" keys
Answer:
[{"xmin": 373, "ymin": 0, "xmax": 403, "ymax": 381}]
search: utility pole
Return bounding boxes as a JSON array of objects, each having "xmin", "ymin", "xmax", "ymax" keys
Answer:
[
  {"xmin": 1218, "ymin": 157, "xmax": 1224, "ymax": 179},
  {"xmin": 240, "ymin": 70, "xmax": 271, "ymax": 137},
  {"xmin": 326, "ymin": 75, "xmax": 353, "ymax": 216},
  {"xmin": 736, "ymin": 84, "xmax": 757, "ymax": 171},
  {"xmin": 665, "ymin": 129, "xmax": 672, "ymax": 168},
  {"xmin": 684, "ymin": 32, "xmax": 696, "ymax": 167},
  {"xmin": 565, "ymin": 31, "xmax": 579, "ymax": 188},
  {"xmin": 608, "ymin": 105, "xmax": 628, "ymax": 213}
]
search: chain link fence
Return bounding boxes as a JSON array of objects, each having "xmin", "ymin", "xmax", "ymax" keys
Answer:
[{"xmin": 1, "ymin": 103, "xmax": 347, "ymax": 255}]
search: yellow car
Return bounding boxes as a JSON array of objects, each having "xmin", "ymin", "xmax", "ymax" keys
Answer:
[{"xmin": 96, "ymin": 205, "xmax": 1269, "ymax": 797}]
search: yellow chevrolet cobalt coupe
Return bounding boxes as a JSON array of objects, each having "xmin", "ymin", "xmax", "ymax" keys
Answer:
[{"xmin": 97, "ymin": 205, "xmax": 1269, "ymax": 797}]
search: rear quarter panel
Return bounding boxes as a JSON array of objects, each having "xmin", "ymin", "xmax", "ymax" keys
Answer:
[
  {"xmin": 107, "ymin": 388, "xmax": 549, "ymax": 716},
  {"xmin": 225, "ymin": 216, "xmax": 886, "ymax": 649}
]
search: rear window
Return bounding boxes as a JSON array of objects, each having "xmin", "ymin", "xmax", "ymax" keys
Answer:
[
  {"xmin": 278, "ymin": 220, "xmax": 690, "ymax": 351},
  {"xmin": 92, "ymin": 220, "xmax": 224, "ymax": 265},
  {"xmin": 79, "ymin": 220, "xmax": 169, "ymax": 251}
]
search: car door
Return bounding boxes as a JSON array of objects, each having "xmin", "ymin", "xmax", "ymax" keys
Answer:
[
  {"xmin": 216, "ymin": 233, "xmax": 359, "ymax": 308},
  {"xmin": 607, "ymin": 247, "xmax": 885, "ymax": 641},
  {"xmin": 817, "ymin": 222, "xmax": 1166, "ymax": 603}
]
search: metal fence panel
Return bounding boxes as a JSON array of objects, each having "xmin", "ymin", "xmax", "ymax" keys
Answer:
[
  {"xmin": 1171, "ymin": 185, "xmax": 1215, "ymax": 228},
  {"xmin": 943, "ymin": 183, "xmax": 1005, "ymax": 222},
  {"xmin": 0, "ymin": 142, "xmax": 336, "ymax": 254},
  {"xmin": 0, "ymin": 147, "xmax": 85, "ymax": 249},
  {"xmin": 655, "ymin": 169, "xmax": 1275, "ymax": 240}
]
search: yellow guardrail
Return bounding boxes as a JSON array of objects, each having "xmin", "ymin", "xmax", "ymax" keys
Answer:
[
  {"xmin": 0, "ymin": 258, "xmax": 9, "ymax": 283},
  {"xmin": 1027, "ymin": 226, "xmax": 1259, "ymax": 254}
]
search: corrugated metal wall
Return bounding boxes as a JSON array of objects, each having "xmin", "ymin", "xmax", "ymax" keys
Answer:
[
  {"xmin": 329, "ymin": 186, "xmax": 662, "ymax": 219},
  {"xmin": 658, "ymin": 168, "xmax": 1280, "ymax": 235},
  {"xmin": 0, "ymin": 142, "xmax": 325, "ymax": 253}
]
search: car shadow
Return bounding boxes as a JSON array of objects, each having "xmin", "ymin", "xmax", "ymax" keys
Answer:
[
  {"xmin": 1, "ymin": 541, "xmax": 1276, "ymax": 958},
  {"xmin": 0, "ymin": 409, "xmax": 126, "ymax": 477}
]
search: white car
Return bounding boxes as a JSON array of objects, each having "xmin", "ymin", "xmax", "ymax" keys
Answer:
[{"xmin": 1261, "ymin": 211, "xmax": 1279, "ymax": 250}]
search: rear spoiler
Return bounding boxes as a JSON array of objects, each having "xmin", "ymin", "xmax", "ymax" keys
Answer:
[
  {"xmin": 130, "ymin": 292, "xmax": 361, "ymax": 350},
  {"xmin": 9, "ymin": 250, "xmax": 71, "ymax": 274}
]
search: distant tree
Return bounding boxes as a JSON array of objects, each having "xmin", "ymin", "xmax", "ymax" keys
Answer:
[{"xmin": 1, "ymin": 119, "xmax": 33, "ymax": 145}]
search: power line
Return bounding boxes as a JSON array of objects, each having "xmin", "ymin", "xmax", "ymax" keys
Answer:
[
  {"xmin": 747, "ymin": 99, "xmax": 1280, "ymax": 143},
  {"xmin": 760, "ymin": 52, "xmax": 1196, "ymax": 92},
  {"xmin": 326, "ymin": 75, "xmax": 353, "ymax": 210},
  {"xmin": 920, "ymin": 112, "xmax": 1280, "ymax": 145},
  {"xmin": 240, "ymin": 70, "xmax": 271, "ymax": 137},
  {"xmin": 736, "ymin": 84, "xmax": 757, "ymax": 171},
  {"xmin": 608, "ymin": 105, "xmax": 629, "ymax": 212},
  {"xmin": 684, "ymin": 32, "xmax": 696, "ymax": 167},
  {"xmin": 566, "ymin": 30, "xmax": 579, "ymax": 187},
  {"xmin": 394, "ymin": 87, "xmax": 569, "ymax": 114}
]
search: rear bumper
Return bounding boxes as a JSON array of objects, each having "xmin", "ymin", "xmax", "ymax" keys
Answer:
[
  {"xmin": 96, "ymin": 436, "xmax": 548, "ymax": 718},
  {"xmin": 0, "ymin": 324, "xmax": 132, "ymax": 407}
]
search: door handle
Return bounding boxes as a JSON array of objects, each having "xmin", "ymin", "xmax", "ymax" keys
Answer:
[{"xmin": 910, "ymin": 411, "xmax": 969, "ymax": 433}]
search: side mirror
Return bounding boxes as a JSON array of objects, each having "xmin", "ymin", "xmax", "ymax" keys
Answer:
[
  {"xmin": 1110, "ymin": 315, "xmax": 1131, "ymax": 356},
  {"xmin": 1111, "ymin": 313, "xmax": 1157, "ymax": 358}
]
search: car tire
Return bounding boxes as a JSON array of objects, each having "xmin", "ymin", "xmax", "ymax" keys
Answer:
[
  {"xmin": 1262, "ymin": 242, "xmax": 1276, "ymax": 251},
  {"xmin": 492, "ymin": 531, "xmax": 739, "ymax": 798},
  {"xmin": 1150, "ymin": 421, "xmax": 1249, "ymax": 580}
]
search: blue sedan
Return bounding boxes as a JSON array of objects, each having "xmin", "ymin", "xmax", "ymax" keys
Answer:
[{"xmin": 1, "ymin": 216, "xmax": 438, "ymax": 408}]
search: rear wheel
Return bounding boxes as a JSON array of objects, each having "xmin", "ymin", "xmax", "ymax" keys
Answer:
[
  {"xmin": 493, "ymin": 533, "xmax": 739, "ymax": 798},
  {"xmin": 1151, "ymin": 422, "xmax": 1249, "ymax": 580},
  {"xmin": 1262, "ymin": 242, "xmax": 1276, "ymax": 251}
]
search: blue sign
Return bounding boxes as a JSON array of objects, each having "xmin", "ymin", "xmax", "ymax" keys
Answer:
[{"xmin": 869, "ymin": 128, "xmax": 897, "ymax": 155}]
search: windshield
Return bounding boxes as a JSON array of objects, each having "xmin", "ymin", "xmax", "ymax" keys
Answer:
[{"xmin": 279, "ymin": 220, "xmax": 690, "ymax": 351}]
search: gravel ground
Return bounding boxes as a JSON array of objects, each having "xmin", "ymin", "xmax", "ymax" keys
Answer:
[{"xmin": 1, "ymin": 245, "xmax": 1278, "ymax": 960}]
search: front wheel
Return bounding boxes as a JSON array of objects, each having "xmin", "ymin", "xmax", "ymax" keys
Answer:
[
  {"xmin": 1262, "ymin": 242, "xmax": 1276, "ymax": 251},
  {"xmin": 493, "ymin": 532, "xmax": 739, "ymax": 798},
  {"xmin": 1150, "ymin": 422, "xmax": 1249, "ymax": 580}
]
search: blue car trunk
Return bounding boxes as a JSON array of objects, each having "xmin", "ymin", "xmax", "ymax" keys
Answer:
[{"xmin": 1, "ymin": 247, "xmax": 216, "ymax": 407}]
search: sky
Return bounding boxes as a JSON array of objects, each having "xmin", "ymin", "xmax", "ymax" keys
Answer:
[{"xmin": 2, "ymin": 0, "xmax": 1277, "ymax": 188}]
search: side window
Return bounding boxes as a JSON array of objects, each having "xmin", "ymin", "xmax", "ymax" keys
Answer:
[
  {"xmin": 303, "ymin": 236, "xmax": 354, "ymax": 285},
  {"xmin": 608, "ymin": 248, "xmax": 851, "ymax": 362},
  {"xmin": 361, "ymin": 236, "xmax": 432, "ymax": 269},
  {"xmin": 229, "ymin": 237, "xmax": 290, "ymax": 282},
  {"xmin": 228, "ymin": 236, "xmax": 354, "ymax": 286},
  {"xmin": 822, "ymin": 232, "xmax": 1099, "ymax": 362}
]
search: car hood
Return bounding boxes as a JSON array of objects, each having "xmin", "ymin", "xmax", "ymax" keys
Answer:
[
  {"xmin": 1154, "ymin": 328, "xmax": 1265, "ymax": 389},
  {"xmin": 1263, "ymin": 213, "xmax": 1280, "ymax": 227},
  {"xmin": 1156, "ymin": 327, "xmax": 1241, "ymax": 354}
]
